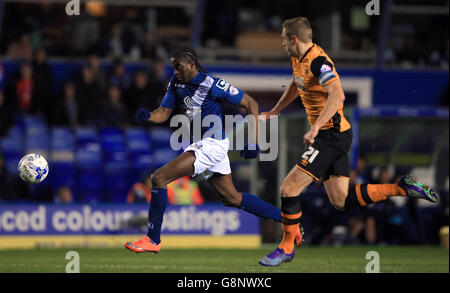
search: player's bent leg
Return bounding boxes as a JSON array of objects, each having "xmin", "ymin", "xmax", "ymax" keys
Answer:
[
  {"xmin": 329, "ymin": 174, "xmax": 439, "ymax": 213},
  {"xmin": 259, "ymin": 167, "xmax": 313, "ymax": 267},
  {"xmin": 280, "ymin": 166, "xmax": 315, "ymax": 198},
  {"xmin": 124, "ymin": 152, "xmax": 196, "ymax": 254},
  {"xmin": 208, "ymin": 173, "xmax": 282, "ymax": 222},
  {"xmin": 323, "ymin": 175, "xmax": 350, "ymax": 211},
  {"xmin": 207, "ymin": 173, "xmax": 242, "ymax": 207},
  {"xmin": 208, "ymin": 173, "xmax": 305, "ymax": 251},
  {"xmin": 150, "ymin": 151, "xmax": 196, "ymax": 188},
  {"xmin": 279, "ymin": 166, "xmax": 312, "ymax": 247}
]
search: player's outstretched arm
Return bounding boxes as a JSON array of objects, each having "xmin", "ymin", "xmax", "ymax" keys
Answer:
[
  {"xmin": 261, "ymin": 80, "xmax": 298, "ymax": 118},
  {"xmin": 239, "ymin": 93, "xmax": 259, "ymax": 145},
  {"xmin": 135, "ymin": 106, "xmax": 173, "ymax": 124}
]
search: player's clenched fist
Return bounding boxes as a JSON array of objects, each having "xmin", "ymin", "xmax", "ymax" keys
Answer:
[
  {"xmin": 303, "ymin": 126, "xmax": 319, "ymax": 146},
  {"xmin": 135, "ymin": 108, "xmax": 151, "ymax": 123},
  {"xmin": 259, "ymin": 111, "xmax": 279, "ymax": 120}
]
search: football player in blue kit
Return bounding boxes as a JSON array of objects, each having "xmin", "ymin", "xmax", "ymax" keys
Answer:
[{"xmin": 124, "ymin": 47, "xmax": 303, "ymax": 253}]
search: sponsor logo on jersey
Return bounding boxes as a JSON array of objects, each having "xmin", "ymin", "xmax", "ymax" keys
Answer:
[
  {"xmin": 197, "ymin": 86, "xmax": 209, "ymax": 96},
  {"xmin": 184, "ymin": 96, "xmax": 195, "ymax": 108},
  {"xmin": 229, "ymin": 86, "xmax": 239, "ymax": 96}
]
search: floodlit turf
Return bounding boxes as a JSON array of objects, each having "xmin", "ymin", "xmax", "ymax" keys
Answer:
[{"xmin": 0, "ymin": 246, "xmax": 447, "ymax": 273}]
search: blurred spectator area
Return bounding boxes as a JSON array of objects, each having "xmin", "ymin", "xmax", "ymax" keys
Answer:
[
  {"xmin": 1, "ymin": 0, "xmax": 195, "ymax": 61},
  {"xmin": 0, "ymin": 0, "xmax": 448, "ymax": 68}
]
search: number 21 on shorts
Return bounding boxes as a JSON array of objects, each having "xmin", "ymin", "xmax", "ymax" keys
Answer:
[{"xmin": 302, "ymin": 146, "xmax": 320, "ymax": 163}]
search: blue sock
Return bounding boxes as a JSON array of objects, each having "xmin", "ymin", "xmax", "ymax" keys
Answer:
[
  {"xmin": 240, "ymin": 192, "xmax": 282, "ymax": 222},
  {"xmin": 147, "ymin": 187, "xmax": 168, "ymax": 245}
]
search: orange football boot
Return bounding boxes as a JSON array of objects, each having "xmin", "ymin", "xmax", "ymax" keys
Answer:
[{"xmin": 124, "ymin": 236, "xmax": 161, "ymax": 254}]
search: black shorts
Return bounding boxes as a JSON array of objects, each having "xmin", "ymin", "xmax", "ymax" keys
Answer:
[{"xmin": 296, "ymin": 128, "xmax": 353, "ymax": 182}]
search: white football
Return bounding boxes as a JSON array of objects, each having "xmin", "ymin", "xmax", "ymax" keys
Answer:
[{"xmin": 17, "ymin": 153, "xmax": 49, "ymax": 184}]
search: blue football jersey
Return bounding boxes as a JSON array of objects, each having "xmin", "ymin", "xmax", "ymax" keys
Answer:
[{"xmin": 160, "ymin": 72, "xmax": 244, "ymax": 141}]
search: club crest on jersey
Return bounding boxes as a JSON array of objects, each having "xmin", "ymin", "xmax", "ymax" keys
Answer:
[
  {"xmin": 229, "ymin": 86, "xmax": 239, "ymax": 96},
  {"xmin": 216, "ymin": 79, "xmax": 230, "ymax": 91},
  {"xmin": 320, "ymin": 64, "xmax": 332, "ymax": 73},
  {"xmin": 183, "ymin": 96, "xmax": 195, "ymax": 108}
]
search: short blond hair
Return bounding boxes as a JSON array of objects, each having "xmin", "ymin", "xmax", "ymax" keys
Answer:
[{"xmin": 282, "ymin": 17, "xmax": 312, "ymax": 43}]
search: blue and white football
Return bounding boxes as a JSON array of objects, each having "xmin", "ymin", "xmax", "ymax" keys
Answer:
[{"xmin": 17, "ymin": 153, "xmax": 49, "ymax": 184}]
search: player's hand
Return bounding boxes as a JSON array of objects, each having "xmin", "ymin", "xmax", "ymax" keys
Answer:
[
  {"xmin": 135, "ymin": 108, "xmax": 151, "ymax": 123},
  {"xmin": 259, "ymin": 111, "xmax": 279, "ymax": 121},
  {"xmin": 240, "ymin": 144, "xmax": 260, "ymax": 159},
  {"xmin": 303, "ymin": 127, "xmax": 319, "ymax": 146}
]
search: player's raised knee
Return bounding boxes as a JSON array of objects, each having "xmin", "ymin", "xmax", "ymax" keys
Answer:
[
  {"xmin": 150, "ymin": 170, "xmax": 166, "ymax": 188},
  {"xmin": 280, "ymin": 185, "xmax": 297, "ymax": 197},
  {"xmin": 219, "ymin": 192, "xmax": 241, "ymax": 208},
  {"xmin": 329, "ymin": 197, "xmax": 346, "ymax": 211}
]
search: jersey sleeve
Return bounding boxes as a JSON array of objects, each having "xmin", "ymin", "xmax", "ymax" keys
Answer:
[
  {"xmin": 210, "ymin": 78, "xmax": 245, "ymax": 105},
  {"xmin": 160, "ymin": 76, "xmax": 176, "ymax": 109},
  {"xmin": 310, "ymin": 56, "xmax": 338, "ymax": 87}
]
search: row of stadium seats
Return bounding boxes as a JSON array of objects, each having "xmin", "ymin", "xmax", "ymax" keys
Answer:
[{"xmin": 0, "ymin": 116, "xmax": 180, "ymax": 203}]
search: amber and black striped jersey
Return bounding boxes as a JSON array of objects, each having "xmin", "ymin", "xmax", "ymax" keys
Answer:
[{"xmin": 290, "ymin": 43, "xmax": 351, "ymax": 132}]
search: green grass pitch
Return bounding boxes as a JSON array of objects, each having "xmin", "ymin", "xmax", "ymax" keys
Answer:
[{"xmin": 0, "ymin": 246, "xmax": 447, "ymax": 273}]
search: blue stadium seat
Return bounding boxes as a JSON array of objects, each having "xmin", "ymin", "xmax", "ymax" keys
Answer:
[
  {"xmin": 105, "ymin": 171, "xmax": 130, "ymax": 203},
  {"xmin": 3, "ymin": 156, "xmax": 21, "ymax": 175},
  {"xmin": 49, "ymin": 162, "xmax": 76, "ymax": 189},
  {"xmin": 51, "ymin": 139, "xmax": 74, "ymax": 151},
  {"xmin": 153, "ymin": 147, "xmax": 179, "ymax": 167},
  {"xmin": 125, "ymin": 127, "xmax": 149, "ymax": 139},
  {"xmin": 22, "ymin": 115, "xmax": 46, "ymax": 128},
  {"xmin": 1, "ymin": 137, "xmax": 24, "ymax": 174},
  {"xmin": 130, "ymin": 151, "xmax": 153, "ymax": 168},
  {"xmin": 127, "ymin": 128, "xmax": 153, "ymax": 170},
  {"xmin": 77, "ymin": 169, "xmax": 103, "ymax": 191},
  {"xmin": 107, "ymin": 190, "xmax": 128, "ymax": 203},
  {"xmin": 78, "ymin": 190, "xmax": 104, "ymax": 204},
  {"xmin": 128, "ymin": 166, "xmax": 152, "ymax": 188},
  {"xmin": 1, "ymin": 137, "xmax": 24, "ymax": 156},
  {"xmin": 6, "ymin": 125, "xmax": 24, "ymax": 140},
  {"xmin": 50, "ymin": 127, "xmax": 75, "ymax": 169},
  {"xmin": 75, "ymin": 127, "xmax": 100, "ymax": 148},
  {"xmin": 50, "ymin": 127, "xmax": 74, "ymax": 151},
  {"xmin": 149, "ymin": 127, "xmax": 172, "ymax": 147},
  {"xmin": 76, "ymin": 149, "xmax": 102, "ymax": 170},
  {"xmin": 28, "ymin": 177, "xmax": 52, "ymax": 200},
  {"xmin": 74, "ymin": 143, "xmax": 103, "ymax": 203},
  {"xmin": 101, "ymin": 129, "xmax": 126, "ymax": 160},
  {"xmin": 26, "ymin": 133, "xmax": 49, "ymax": 152},
  {"xmin": 128, "ymin": 138, "xmax": 152, "ymax": 151},
  {"xmin": 21, "ymin": 116, "xmax": 48, "ymax": 137},
  {"xmin": 51, "ymin": 127, "xmax": 73, "ymax": 138}
]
